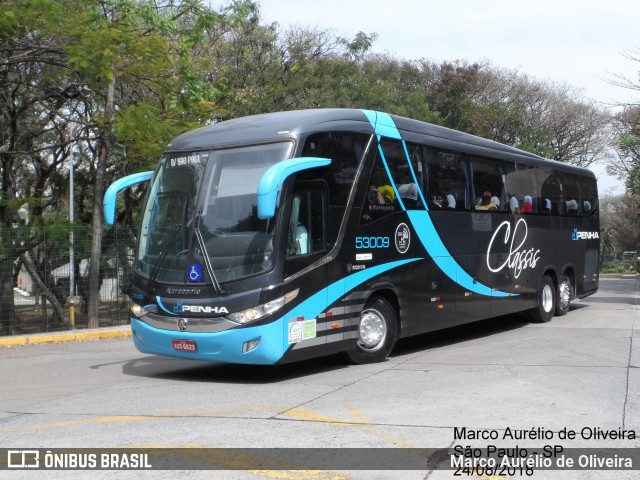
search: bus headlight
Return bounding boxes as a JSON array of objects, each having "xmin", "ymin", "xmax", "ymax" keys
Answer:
[
  {"xmin": 130, "ymin": 304, "xmax": 149, "ymax": 318},
  {"xmin": 227, "ymin": 289, "xmax": 298, "ymax": 324}
]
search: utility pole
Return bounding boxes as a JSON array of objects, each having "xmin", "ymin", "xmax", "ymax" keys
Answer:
[{"xmin": 69, "ymin": 160, "xmax": 75, "ymax": 329}]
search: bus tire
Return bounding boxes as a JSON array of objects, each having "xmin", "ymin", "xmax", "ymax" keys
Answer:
[
  {"xmin": 529, "ymin": 275, "xmax": 555, "ymax": 323},
  {"xmin": 345, "ymin": 296, "xmax": 398, "ymax": 364},
  {"xmin": 555, "ymin": 274, "xmax": 572, "ymax": 316}
]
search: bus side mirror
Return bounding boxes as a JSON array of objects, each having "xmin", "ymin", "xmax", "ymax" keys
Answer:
[
  {"xmin": 257, "ymin": 157, "xmax": 331, "ymax": 219},
  {"xmin": 103, "ymin": 171, "xmax": 154, "ymax": 224}
]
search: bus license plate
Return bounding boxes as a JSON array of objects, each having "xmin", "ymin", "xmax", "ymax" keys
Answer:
[{"xmin": 172, "ymin": 339, "xmax": 197, "ymax": 352}]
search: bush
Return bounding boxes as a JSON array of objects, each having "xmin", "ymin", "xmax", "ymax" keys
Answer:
[{"xmin": 601, "ymin": 259, "xmax": 637, "ymax": 273}]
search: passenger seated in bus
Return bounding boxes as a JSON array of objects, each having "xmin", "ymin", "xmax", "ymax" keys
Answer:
[
  {"xmin": 583, "ymin": 201, "xmax": 591, "ymax": 212},
  {"xmin": 369, "ymin": 184, "xmax": 394, "ymax": 205},
  {"xmin": 490, "ymin": 196, "xmax": 500, "ymax": 210},
  {"xmin": 446, "ymin": 194, "xmax": 456, "ymax": 210},
  {"xmin": 542, "ymin": 198, "xmax": 551, "ymax": 215},
  {"xmin": 288, "ymin": 194, "xmax": 309, "ymax": 256},
  {"xmin": 430, "ymin": 194, "xmax": 445, "ymax": 209},
  {"xmin": 508, "ymin": 193, "xmax": 520, "ymax": 214},
  {"xmin": 475, "ymin": 191, "xmax": 497, "ymax": 211},
  {"xmin": 566, "ymin": 199, "xmax": 579, "ymax": 215},
  {"xmin": 398, "ymin": 183, "xmax": 419, "ymax": 209},
  {"xmin": 522, "ymin": 196, "xmax": 533, "ymax": 214},
  {"xmin": 294, "ymin": 223, "xmax": 309, "ymax": 255}
]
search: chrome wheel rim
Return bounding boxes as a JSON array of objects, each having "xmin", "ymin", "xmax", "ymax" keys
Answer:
[
  {"xmin": 542, "ymin": 284, "xmax": 554, "ymax": 313},
  {"xmin": 357, "ymin": 309, "xmax": 387, "ymax": 352},
  {"xmin": 558, "ymin": 279, "xmax": 571, "ymax": 311}
]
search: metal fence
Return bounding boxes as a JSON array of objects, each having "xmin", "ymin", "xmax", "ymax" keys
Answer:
[{"xmin": 1, "ymin": 224, "xmax": 136, "ymax": 336}]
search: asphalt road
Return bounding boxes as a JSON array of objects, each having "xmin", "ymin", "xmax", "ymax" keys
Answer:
[{"xmin": 1, "ymin": 275, "xmax": 639, "ymax": 480}]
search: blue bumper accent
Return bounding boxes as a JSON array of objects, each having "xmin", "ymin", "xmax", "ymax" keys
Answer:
[
  {"xmin": 131, "ymin": 317, "xmax": 286, "ymax": 365},
  {"xmin": 130, "ymin": 259, "xmax": 422, "ymax": 365}
]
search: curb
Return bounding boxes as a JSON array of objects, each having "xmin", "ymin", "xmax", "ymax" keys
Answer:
[{"xmin": 0, "ymin": 325, "xmax": 131, "ymax": 347}]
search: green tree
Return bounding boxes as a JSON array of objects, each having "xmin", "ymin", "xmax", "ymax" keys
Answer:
[
  {"xmin": 0, "ymin": 0, "xmax": 254, "ymax": 332},
  {"xmin": 609, "ymin": 106, "xmax": 640, "ymax": 194},
  {"xmin": 599, "ymin": 194, "xmax": 640, "ymax": 270},
  {"xmin": 56, "ymin": 0, "xmax": 254, "ymax": 327},
  {"xmin": 0, "ymin": 0, "xmax": 79, "ymax": 331}
]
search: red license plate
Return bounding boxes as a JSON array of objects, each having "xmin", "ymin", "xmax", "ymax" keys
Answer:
[{"xmin": 172, "ymin": 339, "xmax": 197, "ymax": 352}]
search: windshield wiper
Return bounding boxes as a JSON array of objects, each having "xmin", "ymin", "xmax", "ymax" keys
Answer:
[
  {"xmin": 193, "ymin": 214, "xmax": 226, "ymax": 295},
  {"xmin": 149, "ymin": 224, "xmax": 181, "ymax": 285}
]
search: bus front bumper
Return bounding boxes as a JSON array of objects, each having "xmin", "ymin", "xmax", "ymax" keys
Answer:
[{"xmin": 130, "ymin": 317, "xmax": 286, "ymax": 365}]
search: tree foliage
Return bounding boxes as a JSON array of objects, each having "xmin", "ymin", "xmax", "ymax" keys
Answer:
[
  {"xmin": 0, "ymin": 0, "xmax": 628, "ymax": 333},
  {"xmin": 605, "ymin": 48, "xmax": 640, "ymax": 195},
  {"xmin": 599, "ymin": 194, "xmax": 640, "ymax": 269}
]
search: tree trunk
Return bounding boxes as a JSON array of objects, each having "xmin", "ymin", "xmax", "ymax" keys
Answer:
[
  {"xmin": 88, "ymin": 76, "xmax": 115, "ymax": 328},
  {"xmin": 20, "ymin": 251, "xmax": 68, "ymax": 328},
  {"xmin": 0, "ymin": 257, "xmax": 17, "ymax": 335}
]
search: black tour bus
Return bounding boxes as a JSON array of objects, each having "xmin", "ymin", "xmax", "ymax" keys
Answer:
[{"xmin": 104, "ymin": 109, "xmax": 599, "ymax": 365}]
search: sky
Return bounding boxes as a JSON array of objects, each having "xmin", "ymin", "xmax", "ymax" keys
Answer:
[{"xmin": 254, "ymin": 0, "xmax": 640, "ymax": 194}]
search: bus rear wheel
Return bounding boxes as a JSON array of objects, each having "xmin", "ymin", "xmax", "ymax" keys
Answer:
[
  {"xmin": 345, "ymin": 296, "xmax": 398, "ymax": 364},
  {"xmin": 555, "ymin": 275, "xmax": 572, "ymax": 316},
  {"xmin": 529, "ymin": 275, "xmax": 555, "ymax": 323}
]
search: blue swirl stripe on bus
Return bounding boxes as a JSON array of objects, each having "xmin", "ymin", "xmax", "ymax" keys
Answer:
[
  {"xmin": 156, "ymin": 296, "xmax": 175, "ymax": 315},
  {"xmin": 361, "ymin": 110, "xmax": 402, "ymax": 140},
  {"xmin": 135, "ymin": 258, "xmax": 421, "ymax": 364},
  {"xmin": 360, "ymin": 109, "xmax": 514, "ymax": 298},
  {"xmin": 407, "ymin": 211, "xmax": 510, "ymax": 297}
]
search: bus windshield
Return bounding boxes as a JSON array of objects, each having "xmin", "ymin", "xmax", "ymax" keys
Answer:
[{"xmin": 136, "ymin": 142, "xmax": 293, "ymax": 284}]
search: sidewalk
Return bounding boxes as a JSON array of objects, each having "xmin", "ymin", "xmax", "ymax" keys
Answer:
[{"xmin": 0, "ymin": 325, "xmax": 131, "ymax": 347}]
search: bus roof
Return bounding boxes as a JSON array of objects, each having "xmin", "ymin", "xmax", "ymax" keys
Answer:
[{"xmin": 166, "ymin": 108, "xmax": 595, "ymax": 178}]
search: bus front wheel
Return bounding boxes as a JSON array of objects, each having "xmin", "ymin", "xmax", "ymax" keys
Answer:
[
  {"xmin": 529, "ymin": 275, "xmax": 556, "ymax": 323},
  {"xmin": 345, "ymin": 296, "xmax": 398, "ymax": 364}
]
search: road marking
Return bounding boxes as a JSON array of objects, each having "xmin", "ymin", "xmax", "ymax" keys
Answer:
[
  {"xmin": 281, "ymin": 406, "xmax": 353, "ymax": 426},
  {"xmin": 2, "ymin": 405, "xmax": 505, "ymax": 479},
  {"xmin": 129, "ymin": 444, "xmax": 350, "ymax": 479},
  {"xmin": 0, "ymin": 406, "xmax": 287, "ymax": 434},
  {"xmin": 0, "ymin": 415, "xmax": 155, "ymax": 433},
  {"xmin": 284, "ymin": 403, "xmax": 508, "ymax": 480}
]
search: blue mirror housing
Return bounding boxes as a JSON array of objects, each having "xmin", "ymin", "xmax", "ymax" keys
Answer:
[
  {"xmin": 257, "ymin": 157, "xmax": 332, "ymax": 219},
  {"xmin": 103, "ymin": 171, "xmax": 153, "ymax": 224}
]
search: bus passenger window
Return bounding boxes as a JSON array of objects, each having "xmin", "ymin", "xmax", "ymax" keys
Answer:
[
  {"xmin": 539, "ymin": 172, "xmax": 562, "ymax": 216},
  {"xmin": 580, "ymin": 177, "xmax": 598, "ymax": 216},
  {"xmin": 425, "ymin": 148, "xmax": 468, "ymax": 211},
  {"xmin": 505, "ymin": 162, "xmax": 537, "ymax": 215},
  {"xmin": 470, "ymin": 156, "xmax": 506, "ymax": 212},
  {"xmin": 362, "ymin": 138, "xmax": 417, "ymax": 223},
  {"xmin": 561, "ymin": 175, "xmax": 582, "ymax": 217},
  {"xmin": 287, "ymin": 185, "xmax": 327, "ymax": 258}
]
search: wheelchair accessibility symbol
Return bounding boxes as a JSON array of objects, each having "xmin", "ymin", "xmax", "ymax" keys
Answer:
[{"xmin": 188, "ymin": 264, "xmax": 203, "ymax": 283}]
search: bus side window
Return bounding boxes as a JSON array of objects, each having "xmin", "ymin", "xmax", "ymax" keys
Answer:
[
  {"xmin": 287, "ymin": 182, "xmax": 328, "ymax": 259},
  {"xmin": 361, "ymin": 138, "xmax": 423, "ymax": 223},
  {"xmin": 505, "ymin": 162, "xmax": 537, "ymax": 215},
  {"xmin": 580, "ymin": 177, "xmax": 598, "ymax": 216},
  {"xmin": 425, "ymin": 148, "xmax": 468, "ymax": 211},
  {"xmin": 561, "ymin": 175, "xmax": 582, "ymax": 217},
  {"xmin": 470, "ymin": 156, "xmax": 507, "ymax": 212},
  {"xmin": 539, "ymin": 172, "xmax": 562, "ymax": 216}
]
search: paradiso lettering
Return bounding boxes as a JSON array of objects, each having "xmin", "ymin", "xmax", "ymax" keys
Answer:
[{"xmin": 487, "ymin": 218, "xmax": 541, "ymax": 279}]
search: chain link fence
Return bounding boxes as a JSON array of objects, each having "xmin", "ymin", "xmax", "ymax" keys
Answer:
[{"xmin": 0, "ymin": 224, "xmax": 136, "ymax": 336}]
